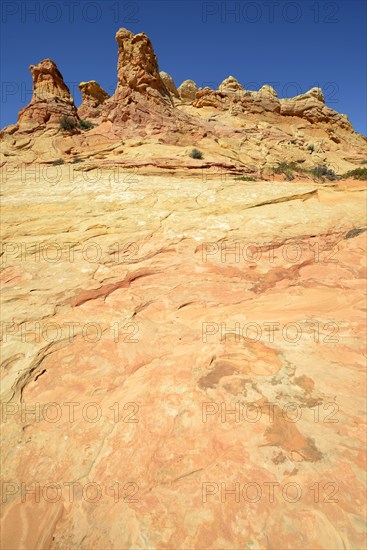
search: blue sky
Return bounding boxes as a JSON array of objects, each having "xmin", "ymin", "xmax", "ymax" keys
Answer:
[{"xmin": 1, "ymin": 0, "xmax": 366, "ymax": 134}]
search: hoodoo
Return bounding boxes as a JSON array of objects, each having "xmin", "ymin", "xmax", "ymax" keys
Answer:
[
  {"xmin": 18, "ymin": 59, "xmax": 78, "ymax": 127},
  {"xmin": 102, "ymin": 28, "xmax": 174, "ymax": 126}
]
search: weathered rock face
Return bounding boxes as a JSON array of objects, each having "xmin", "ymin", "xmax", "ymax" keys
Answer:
[
  {"xmin": 78, "ymin": 80, "xmax": 110, "ymax": 120},
  {"xmin": 103, "ymin": 28, "xmax": 173, "ymax": 126},
  {"xmin": 193, "ymin": 87, "xmax": 227, "ymax": 109},
  {"xmin": 178, "ymin": 79, "xmax": 198, "ymax": 100},
  {"xmin": 160, "ymin": 71, "xmax": 179, "ymax": 98},
  {"xmin": 18, "ymin": 59, "xmax": 78, "ymax": 126}
]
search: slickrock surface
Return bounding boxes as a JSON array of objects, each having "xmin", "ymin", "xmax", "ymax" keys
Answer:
[{"xmin": 1, "ymin": 166, "xmax": 366, "ymax": 549}]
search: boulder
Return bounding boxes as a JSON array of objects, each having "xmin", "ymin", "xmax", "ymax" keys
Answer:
[{"xmin": 178, "ymin": 79, "xmax": 198, "ymax": 100}]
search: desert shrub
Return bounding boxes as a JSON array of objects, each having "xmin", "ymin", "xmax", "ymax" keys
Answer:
[
  {"xmin": 59, "ymin": 116, "xmax": 77, "ymax": 131},
  {"xmin": 71, "ymin": 157, "xmax": 84, "ymax": 164},
  {"xmin": 78, "ymin": 119, "xmax": 94, "ymax": 130},
  {"xmin": 235, "ymin": 176, "xmax": 257, "ymax": 181},
  {"xmin": 274, "ymin": 162, "xmax": 298, "ymax": 174},
  {"xmin": 342, "ymin": 168, "xmax": 367, "ymax": 180},
  {"xmin": 284, "ymin": 171, "xmax": 294, "ymax": 181},
  {"xmin": 52, "ymin": 159, "xmax": 64, "ymax": 166},
  {"xmin": 274, "ymin": 161, "xmax": 298, "ymax": 180},
  {"xmin": 189, "ymin": 148, "xmax": 204, "ymax": 159},
  {"xmin": 307, "ymin": 144, "xmax": 315, "ymax": 153},
  {"xmin": 345, "ymin": 227, "xmax": 366, "ymax": 239},
  {"xmin": 310, "ymin": 165, "xmax": 337, "ymax": 180}
]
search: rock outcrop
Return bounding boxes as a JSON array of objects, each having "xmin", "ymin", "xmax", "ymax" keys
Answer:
[
  {"xmin": 258, "ymin": 84, "xmax": 278, "ymax": 97},
  {"xmin": 193, "ymin": 83, "xmax": 281, "ymax": 114},
  {"xmin": 219, "ymin": 76, "xmax": 244, "ymax": 94},
  {"xmin": 18, "ymin": 59, "xmax": 78, "ymax": 127},
  {"xmin": 159, "ymin": 71, "xmax": 179, "ymax": 98},
  {"xmin": 1, "ymin": 27, "xmax": 365, "ymax": 171},
  {"xmin": 305, "ymin": 86, "xmax": 325, "ymax": 102},
  {"xmin": 280, "ymin": 87, "xmax": 351, "ymax": 127},
  {"xmin": 102, "ymin": 28, "xmax": 173, "ymax": 126},
  {"xmin": 193, "ymin": 87, "xmax": 227, "ymax": 109},
  {"xmin": 178, "ymin": 79, "xmax": 198, "ymax": 100},
  {"xmin": 78, "ymin": 80, "xmax": 110, "ymax": 120}
]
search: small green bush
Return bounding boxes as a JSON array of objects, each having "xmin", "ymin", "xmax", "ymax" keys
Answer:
[
  {"xmin": 235, "ymin": 176, "xmax": 257, "ymax": 182},
  {"xmin": 189, "ymin": 148, "xmax": 204, "ymax": 160},
  {"xmin": 274, "ymin": 161, "xmax": 298, "ymax": 180},
  {"xmin": 342, "ymin": 168, "xmax": 367, "ymax": 180},
  {"xmin": 52, "ymin": 159, "xmax": 64, "ymax": 166},
  {"xmin": 78, "ymin": 119, "xmax": 94, "ymax": 130},
  {"xmin": 71, "ymin": 157, "xmax": 84, "ymax": 164},
  {"xmin": 59, "ymin": 116, "xmax": 77, "ymax": 131},
  {"xmin": 310, "ymin": 165, "xmax": 337, "ymax": 180},
  {"xmin": 345, "ymin": 227, "xmax": 366, "ymax": 239},
  {"xmin": 274, "ymin": 162, "xmax": 298, "ymax": 174},
  {"xmin": 307, "ymin": 144, "xmax": 315, "ymax": 153},
  {"xmin": 283, "ymin": 171, "xmax": 294, "ymax": 181}
]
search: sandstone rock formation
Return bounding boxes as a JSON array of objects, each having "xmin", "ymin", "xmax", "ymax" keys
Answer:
[
  {"xmin": 258, "ymin": 84, "xmax": 278, "ymax": 97},
  {"xmin": 178, "ymin": 79, "xmax": 198, "ymax": 100},
  {"xmin": 193, "ymin": 87, "xmax": 227, "ymax": 109},
  {"xmin": 78, "ymin": 80, "xmax": 110, "ymax": 120},
  {"xmin": 193, "ymin": 83, "xmax": 281, "ymax": 115},
  {"xmin": 1, "ymin": 27, "xmax": 366, "ymax": 173},
  {"xmin": 219, "ymin": 75, "xmax": 244, "ymax": 93},
  {"xmin": 280, "ymin": 87, "xmax": 351, "ymax": 127},
  {"xmin": 102, "ymin": 28, "xmax": 173, "ymax": 126},
  {"xmin": 305, "ymin": 86, "xmax": 325, "ymax": 102},
  {"xmin": 18, "ymin": 59, "xmax": 78, "ymax": 127},
  {"xmin": 159, "ymin": 71, "xmax": 179, "ymax": 98}
]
